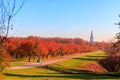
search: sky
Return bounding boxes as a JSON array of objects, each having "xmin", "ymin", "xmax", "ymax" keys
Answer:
[{"xmin": 10, "ymin": 0, "xmax": 120, "ymax": 42}]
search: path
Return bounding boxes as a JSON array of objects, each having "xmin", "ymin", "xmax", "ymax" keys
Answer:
[{"xmin": 9, "ymin": 52, "xmax": 93, "ymax": 70}]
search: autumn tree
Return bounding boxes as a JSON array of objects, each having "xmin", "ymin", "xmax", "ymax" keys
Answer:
[
  {"xmin": 113, "ymin": 22, "xmax": 120, "ymax": 54},
  {"xmin": 0, "ymin": 48, "xmax": 11, "ymax": 72},
  {"xmin": 0, "ymin": 0, "xmax": 25, "ymax": 71},
  {"xmin": 20, "ymin": 36, "xmax": 35, "ymax": 62},
  {"xmin": 99, "ymin": 15, "xmax": 120, "ymax": 72},
  {"xmin": 33, "ymin": 39, "xmax": 42, "ymax": 62}
]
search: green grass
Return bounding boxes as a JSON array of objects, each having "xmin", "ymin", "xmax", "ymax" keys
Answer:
[
  {"xmin": 1, "ymin": 51, "xmax": 120, "ymax": 80},
  {"xmin": 10, "ymin": 57, "xmax": 38, "ymax": 66},
  {"xmin": 2, "ymin": 68, "xmax": 120, "ymax": 80},
  {"xmin": 49, "ymin": 50, "xmax": 107, "ymax": 68},
  {"xmin": 10, "ymin": 62, "xmax": 23, "ymax": 66}
]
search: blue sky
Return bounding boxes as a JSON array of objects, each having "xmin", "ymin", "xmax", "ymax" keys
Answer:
[{"xmin": 10, "ymin": 0, "xmax": 120, "ymax": 42}]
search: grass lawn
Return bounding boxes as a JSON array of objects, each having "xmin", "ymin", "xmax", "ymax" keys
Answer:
[
  {"xmin": 49, "ymin": 51, "xmax": 107, "ymax": 68},
  {"xmin": 1, "ymin": 51, "xmax": 120, "ymax": 80},
  {"xmin": 10, "ymin": 57, "xmax": 36, "ymax": 66}
]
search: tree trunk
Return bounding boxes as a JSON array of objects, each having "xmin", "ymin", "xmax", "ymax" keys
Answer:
[
  {"xmin": 28, "ymin": 56, "xmax": 31, "ymax": 62},
  {"xmin": 37, "ymin": 54, "xmax": 40, "ymax": 62}
]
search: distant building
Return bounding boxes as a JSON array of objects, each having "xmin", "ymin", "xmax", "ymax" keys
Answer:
[{"xmin": 90, "ymin": 30, "xmax": 94, "ymax": 45}]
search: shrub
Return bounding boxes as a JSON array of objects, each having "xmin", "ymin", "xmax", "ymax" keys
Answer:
[
  {"xmin": 0, "ymin": 48, "xmax": 11, "ymax": 72},
  {"xmin": 99, "ymin": 54, "xmax": 120, "ymax": 72}
]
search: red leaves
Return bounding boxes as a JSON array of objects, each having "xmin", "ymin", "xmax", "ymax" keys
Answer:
[
  {"xmin": 4, "ymin": 37, "xmax": 98, "ymax": 59},
  {"xmin": 0, "ymin": 48, "xmax": 11, "ymax": 62}
]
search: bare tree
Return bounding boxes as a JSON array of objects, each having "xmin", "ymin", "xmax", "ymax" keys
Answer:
[
  {"xmin": 114, "ymin": 15, "xmax": 120, "ymax": 53},
  {"xmin": 0, "ymin": 0, "xmax": 25, "ymax": 72},
  {"xmin": 0, "ymin": 0, "xmax": 25, "ymax": 43},
  {"xmin": 99, "ymin": 15, "xmax": 120, "ymax": 72}
]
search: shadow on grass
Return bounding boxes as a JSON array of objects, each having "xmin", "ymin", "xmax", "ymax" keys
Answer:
[
  {"xmin": 4, "ymin": 71, "xmax": 120, "ymax": 79},
  {"xmin": 38, "ymin": 65, "xmax": 120, "ymax": 79},
  {"xmin": 4, "ymin": 64, "xmax": 120, "ymax": 79},
  {"xmin": 73, "ymin": 55, "xmax": 106, "ymax": 61},
  {"xmin": 87, "ymin": 55, "xmax": 107, "ymax": 58},
  {"xmin": 73, "ymin": 57, "xmax": 101, "ymax": 61},
  {"xmin": 41, "ymin": 65, "xmax": 92, "ymax": 74}
]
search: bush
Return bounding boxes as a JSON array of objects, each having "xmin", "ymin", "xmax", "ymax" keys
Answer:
[
  {"xmin": 99, "ymin": 41, "xmax": 120, "ymax": 72},
  {"xmin": 99, "ymin": 54, "xmax": 120, "ymax": 72},
  {"xmin": 0, "ymin": 48, "xmax": 11, "ymax": 72},
  {"xmin": 99, "ymin": 15, "xmax": 120, "ymax": 72}
]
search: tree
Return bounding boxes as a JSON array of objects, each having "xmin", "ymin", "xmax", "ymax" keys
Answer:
[
  {"xmin": 0, "ymin": 0, "xmax": 25, "ymax": 72},
  {"xmin": 99, "ymin": 15, "xmax": 120, "ymax": 72},
  {"xmin": 19, "ymin": 38, "xmax": 35, "ymax": 62},
  {"xmin": 0, "ymin": 48, "xmax": 11, "ymax": 72},
  {"xmin": 113, "ymin": 18, "xmax": 120, "ymax": 53},
  {"xmin": 0, "ymin": 0, "xmax": 25, "ymax": 43},
  {"xmin": 34, "ymin": 41, "xmax": 41, "ymax": 62}
]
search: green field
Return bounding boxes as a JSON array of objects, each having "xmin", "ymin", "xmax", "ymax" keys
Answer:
[{"xmin": 1, "ymin": 51, "xmax": 120, "ymax": 80}]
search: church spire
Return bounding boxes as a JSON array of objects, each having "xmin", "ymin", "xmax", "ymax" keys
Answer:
[{"xmin": 90, "ymin": 30, "xmax": 94, "ymax": 45}]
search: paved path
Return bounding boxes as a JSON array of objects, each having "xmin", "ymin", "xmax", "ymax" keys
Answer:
[{"xmin": 9, "ymin": 53, "xmax": 93, "ymax": 70}]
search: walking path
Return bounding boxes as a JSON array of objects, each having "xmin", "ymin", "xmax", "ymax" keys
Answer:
[{"xmin": 9, "ymin": 52, "xmax": 93, "ymax": 70}]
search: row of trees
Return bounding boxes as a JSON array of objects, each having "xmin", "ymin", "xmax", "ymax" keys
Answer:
[{"xmin": 4, "ymin": 36, "xmax": 99, "ymax": 62}]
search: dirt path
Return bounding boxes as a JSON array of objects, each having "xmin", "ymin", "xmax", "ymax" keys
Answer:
[{"xmin": 9, "ymin": 52, "xmax": 93, "ymax": 70}]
